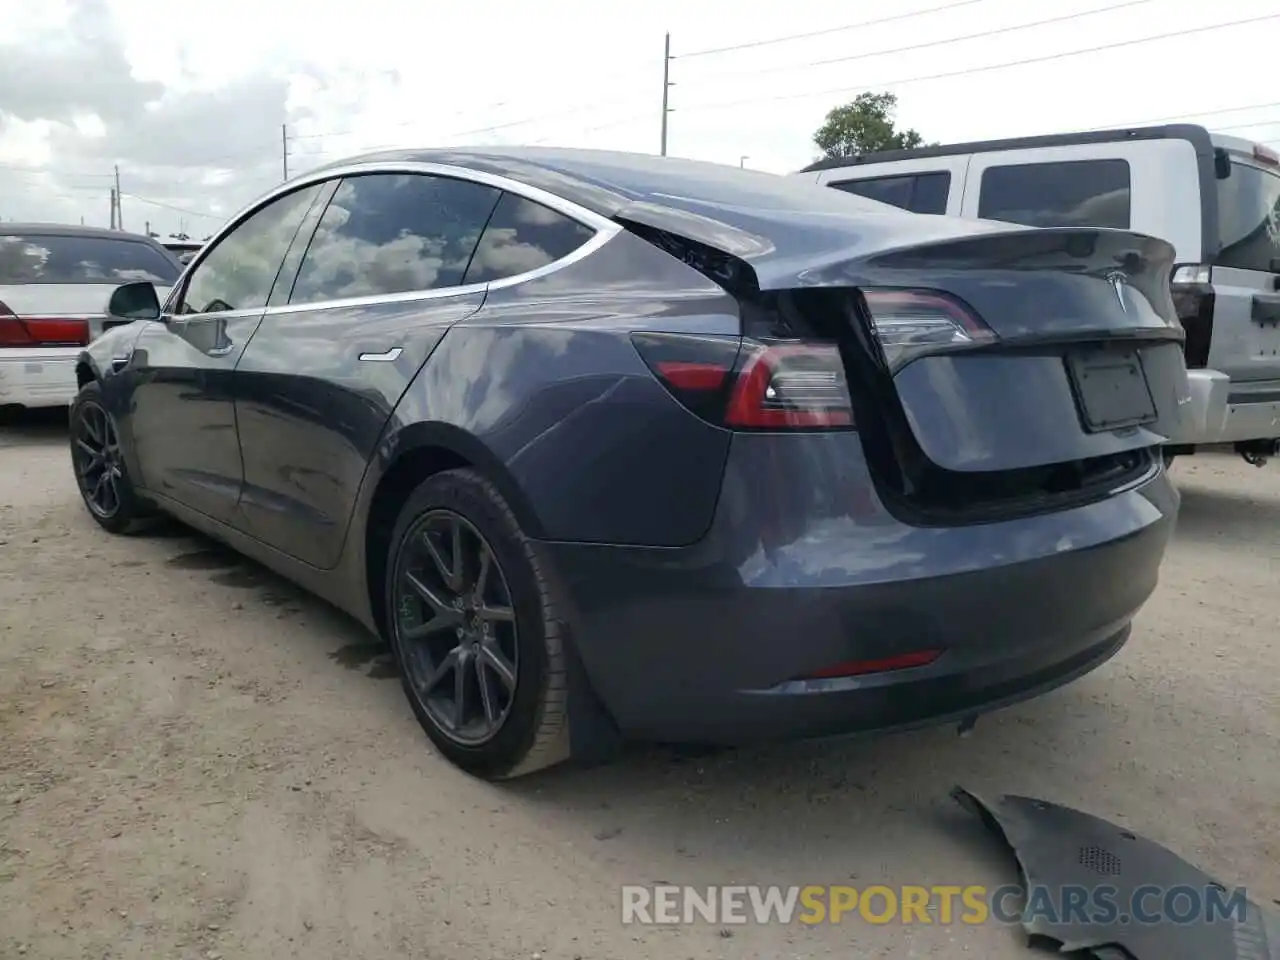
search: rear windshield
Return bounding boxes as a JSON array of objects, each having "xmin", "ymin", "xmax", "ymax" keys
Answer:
[
  {"xmin": 1215, "ymin": 159, "xmax": 1280, "ymax": 273},
  {"xmin": 0, "ymin": 233, "xmax": 180, "ymax": 285}
]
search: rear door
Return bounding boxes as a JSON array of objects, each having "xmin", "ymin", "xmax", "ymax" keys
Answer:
[
  {"xmin": 814, "ymin": 155, "xmax": 970, "ymax": 216},
  {"xmin": 1205, "ymin": 145, "xmax": 1280, "ymax": 385},
  {"xmin": 230, "ymin": 170, "xmax": 503, "ymax": 568}
]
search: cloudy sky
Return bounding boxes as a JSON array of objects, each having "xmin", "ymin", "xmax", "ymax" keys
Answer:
[{"xmin": 1, "ymin": 0, "xmax": 1277, "ymax": 238}]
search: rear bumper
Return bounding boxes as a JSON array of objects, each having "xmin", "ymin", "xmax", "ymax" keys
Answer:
[
  {"xmin": 543, "ymin": 432, "xmax": 1178, "ymax": 745},
  {"xmin": 0, "ymin": 347, "xmax": 79, "ymax": 409},
  {"xmin": 1167, "ymin": 369, "xmax": 1280, "ymax": 445}
]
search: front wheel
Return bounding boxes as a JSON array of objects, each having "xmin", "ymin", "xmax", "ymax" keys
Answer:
[
  {"xmin": 69, "ymin": 380, "xmax": 152, "ymax": 534},
  {"xmin": 385, "ymin": 468, "xmax": 570, "ymax": 780}
]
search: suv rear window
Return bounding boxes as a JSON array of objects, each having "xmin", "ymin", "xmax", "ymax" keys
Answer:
[
  {"xmin": 977, "ymin": 159, "xmax": 1132, "ymax": 229},
  {"xmin": 1214, "ymin": 159, "xmax": 1280, "ymax": 273},
  {"xmin": 830, "ymin": 172, "xmax": 951, "ymax": 215},
  {"xmin": 0, "ymin": 233, "xmax": 180, "ymax": 285}
]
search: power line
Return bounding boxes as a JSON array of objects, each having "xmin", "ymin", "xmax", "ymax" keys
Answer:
[
  {"xmin": 676, "ymin": 11, "xmax": 1280, "ymax": 114},
  {"xmin": 293, "ymin": 85, "xmax": 656, "ymax": 150},
  {"xmin": 288, "ymin": 61, "xmax": 661, "ymax": 147},
  {"xmin": 120, "ymin": 192, "xmax": 228, "ymax": 221},
  {"xmin": 1082, "ymin": 100, "xmax": 1280, "ymax": 132},
  {"xmin": 673, "ymin": 0, "xmax": 988, "ymax": 59},
  {"xmin": 679, "ymin": 0, "xmax": 1159, "ymax": 89}
]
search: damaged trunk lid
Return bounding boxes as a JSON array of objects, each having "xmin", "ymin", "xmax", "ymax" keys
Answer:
[{"xmin": 618, "ymin": 199, "xmax": 1192, "ymax": 524}]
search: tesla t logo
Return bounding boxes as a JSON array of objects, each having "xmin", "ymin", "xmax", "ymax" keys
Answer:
[{"xmin": 1106, "ymin": 271, "xmax": 1130, "ymax": 314}]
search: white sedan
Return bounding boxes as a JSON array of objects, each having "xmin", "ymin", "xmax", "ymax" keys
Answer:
[{"xmin": 0, "ymin": 225, "xmax": 181, "ymax": 411}]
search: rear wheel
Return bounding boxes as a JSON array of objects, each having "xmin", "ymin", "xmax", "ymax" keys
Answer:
[
  {"xmin": 385, "ymin": 468, "xmax": 569, "ymax": 780},
  {"xmin": 69, "ymin": 381, "xmax": 153, "ymax": 534}
]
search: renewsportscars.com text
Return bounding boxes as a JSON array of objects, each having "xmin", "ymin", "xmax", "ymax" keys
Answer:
[{"xmin": 620, "ymin": 883, "xmax": 1250, "ymax": 926}]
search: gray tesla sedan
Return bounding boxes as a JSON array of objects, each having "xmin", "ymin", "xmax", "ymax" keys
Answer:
[{"xmin": 71, "ymin": 146, "xmax": 1188, "ymax": 780}]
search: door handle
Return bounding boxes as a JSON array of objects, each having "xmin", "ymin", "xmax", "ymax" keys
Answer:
[{"xmin": 358, "ymin": 347, "xmax": 403, "ymax": 362}]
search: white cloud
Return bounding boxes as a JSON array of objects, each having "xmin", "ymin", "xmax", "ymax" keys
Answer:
[{"xmin": 1, "ymin": 0, "xmax": 1277, "ymax": 238}]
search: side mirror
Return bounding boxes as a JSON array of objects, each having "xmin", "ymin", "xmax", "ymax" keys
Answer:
[{"xmin": 106, "ymin": 280, "xmax": 162, "ymax": 321}]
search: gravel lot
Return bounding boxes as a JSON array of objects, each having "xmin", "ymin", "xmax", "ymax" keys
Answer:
[{"xmin": 2, "ymin": 409, "xmax": 1277, "ymax": 960}]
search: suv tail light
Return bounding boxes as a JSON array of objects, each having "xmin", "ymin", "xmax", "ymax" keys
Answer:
[
  {"xmin": 631, "ymin": 332, "xmax": 854, "ymax": 431},
  {"xmin": 0, "ymin": 301, "xmax": 90, "ymax": 348},
  {"xmin": 1169, "ymin": 263, "xmax": 1214, "ymax": 368},
  {"xmin": 861, "ymin": 288, "xmax": 995, "ymax": 370}
]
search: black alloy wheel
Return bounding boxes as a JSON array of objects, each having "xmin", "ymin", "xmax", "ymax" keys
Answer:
[
  {"xmin": 385, "ymin": 468, "xmax": 571, "ymax": 780},
  {"xmin": 69, "ymin": 381, "xmax": 151, "ymax": 534},
  {"xmin": 72, "ymin": 400, "xmax": 124, "ymax": 520},
  {"xmin": 393, "ymin": 508, "xmax": 519, "ymax": 745}
]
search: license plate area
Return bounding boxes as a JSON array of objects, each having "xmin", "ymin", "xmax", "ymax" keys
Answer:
[{"xmin": 1064, "ymin": 348, "xmax": 1157, "ymax": 433}]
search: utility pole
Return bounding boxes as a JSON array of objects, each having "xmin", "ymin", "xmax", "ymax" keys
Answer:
[
  {"xmin": 114, "ymin": 165, "xmax": 123, "ymax": 230},
  {"xmin": 740, "ymin": 155, "xmax": 749, "ymax": 168},
  {"xmin": 660, "ymin": 32, "xmax": 672, "ymax": 156},
  {"xmin": 109, "ymin": 188, "xmax": 117, "ymax": 230},
  {"xmin": 145, "ymin": 219, "xmax": 151, "ymax": 237},
  {"xmin": 282, "ymin": 124, "xmax": 289, "ymax": 181}
]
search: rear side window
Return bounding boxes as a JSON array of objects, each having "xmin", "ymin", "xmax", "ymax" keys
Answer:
[
  {"xmin": 289, "ymin": 173, "xmax": 501, "ymax": 305},
  {"xmin": 978, "ymin": 159, "xmax": 1131, "ymax": 229},
  {"xmin": 829, "ymin": 171, "xmax": 951, "ymax": 215},
  {"xmin": 0, "ymin": 234, "xmax": 180, "ymax": 285},
  {"xmin": 463, "ymin": 192, "xmax": 596, "ymax": 285},
  {"xmin": 1215, "ymin": 160, "xmax": 1280, "ymax": 273}
]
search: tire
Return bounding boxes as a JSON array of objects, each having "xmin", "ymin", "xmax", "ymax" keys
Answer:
[
  {"xmin": 385, "ymin": 468, "xmax": 570, "ymax": 780},
  {"xmin": 68, "ymin": 380, "xmax": 154, "ymax": 534}
]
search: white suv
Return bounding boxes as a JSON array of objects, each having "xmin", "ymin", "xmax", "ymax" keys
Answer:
[{"xmin": 795, "ymin": 124, "xmax": 1280, "ymax": 465}]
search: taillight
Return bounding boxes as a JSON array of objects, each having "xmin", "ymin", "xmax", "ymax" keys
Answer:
[
  {"xmin": 0, "ymin": 298, "xmax": 29, "ymax": 346},
  {"xmin": 631, "ymin": 332, "xmax": 854, "ymax": 431},
  {"xmin": 861, "ymin": 288, "xmax": 995, "ymax": 370},
  {"xmin": 725, "ymin": 343, "xmax": 852, "ymax": 428},
  {"xmin": 0, "ymin": 302, "xmax": 89, "ymax": 348},
  {"xmin": 1170, "ymin": 264, "xmax": 1214, "ymax": 368}
]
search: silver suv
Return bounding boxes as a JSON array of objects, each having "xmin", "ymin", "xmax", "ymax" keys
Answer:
[{"xmin": 797, "ymin": 125, "xmax": 1280, "ymax": 465}]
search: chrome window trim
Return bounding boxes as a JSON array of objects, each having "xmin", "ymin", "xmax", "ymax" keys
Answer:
[{"xmin": 172, "ymin": 159, "xmax": 620, "ymax": 322}]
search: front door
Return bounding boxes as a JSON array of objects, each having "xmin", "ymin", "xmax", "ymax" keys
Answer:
[
  {"xmin": 127, "ymin": 182, "xmax": 329, "ymax": 522},
  {"xmin": 232, "ymin": 171, "xmax": 503, "ymax": 568}
]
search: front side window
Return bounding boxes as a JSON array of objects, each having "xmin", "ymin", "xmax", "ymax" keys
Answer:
[
  {"xmin": 1215, "ymin": 159, "xmax": 1280, "ymax": 273},
  {"xmin": 288, "ymin": 173, "xmax": 501, "ymax": 305},
  {"xmin": 0, "ymin": 234, "xmax": 180, "ymax": 285},
  {"xmin": 178, "ymin": 184, "xmax": 325, "ymax": 314},
  {"xmin": 978, "ymin": 159, "xmax": 1132, "ymax": 229},
  {"xmin": 463, "ymin": 192, "xmax": 596, "ymax": 285}
]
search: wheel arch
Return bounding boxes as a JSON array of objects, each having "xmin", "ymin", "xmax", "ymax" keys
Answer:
[
  {"xmin": 75, "ymin": 351, "xmax": 101, "ymax": 389},
  {"xmin": 363, "ymin": 421, "xmax": 548, "ymax": 641}
]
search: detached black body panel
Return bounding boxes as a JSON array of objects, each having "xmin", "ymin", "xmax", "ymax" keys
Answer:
[{"xmin": 954, "ymin": 787, "xmax": 1280, "ymax": 960}]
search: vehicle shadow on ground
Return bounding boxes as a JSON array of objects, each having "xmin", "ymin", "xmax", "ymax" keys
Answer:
[
  {"xmin": 161, "ymin": 528, "xmax": 399, "ymax": 675},
  {"xmin": 502, "ymin": 683, "xmax": 1126, "ymax": 874},
  {"xmin": 1172, "ymin": 483, "xmax": 1280, "ymax": 544},
  {"xmin": 0, "ymin": 407, "xmax": 69, "ymax": 446}
]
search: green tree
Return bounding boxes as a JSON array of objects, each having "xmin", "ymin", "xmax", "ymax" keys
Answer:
[{"xmin": 812, "ymin": 92, "xmax": 934, "ymax": 161}]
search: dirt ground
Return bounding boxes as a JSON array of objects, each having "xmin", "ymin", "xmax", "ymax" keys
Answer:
[{"xmin": 1, "ymin": 409, "xmax": 1277, "ymax": 960}]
